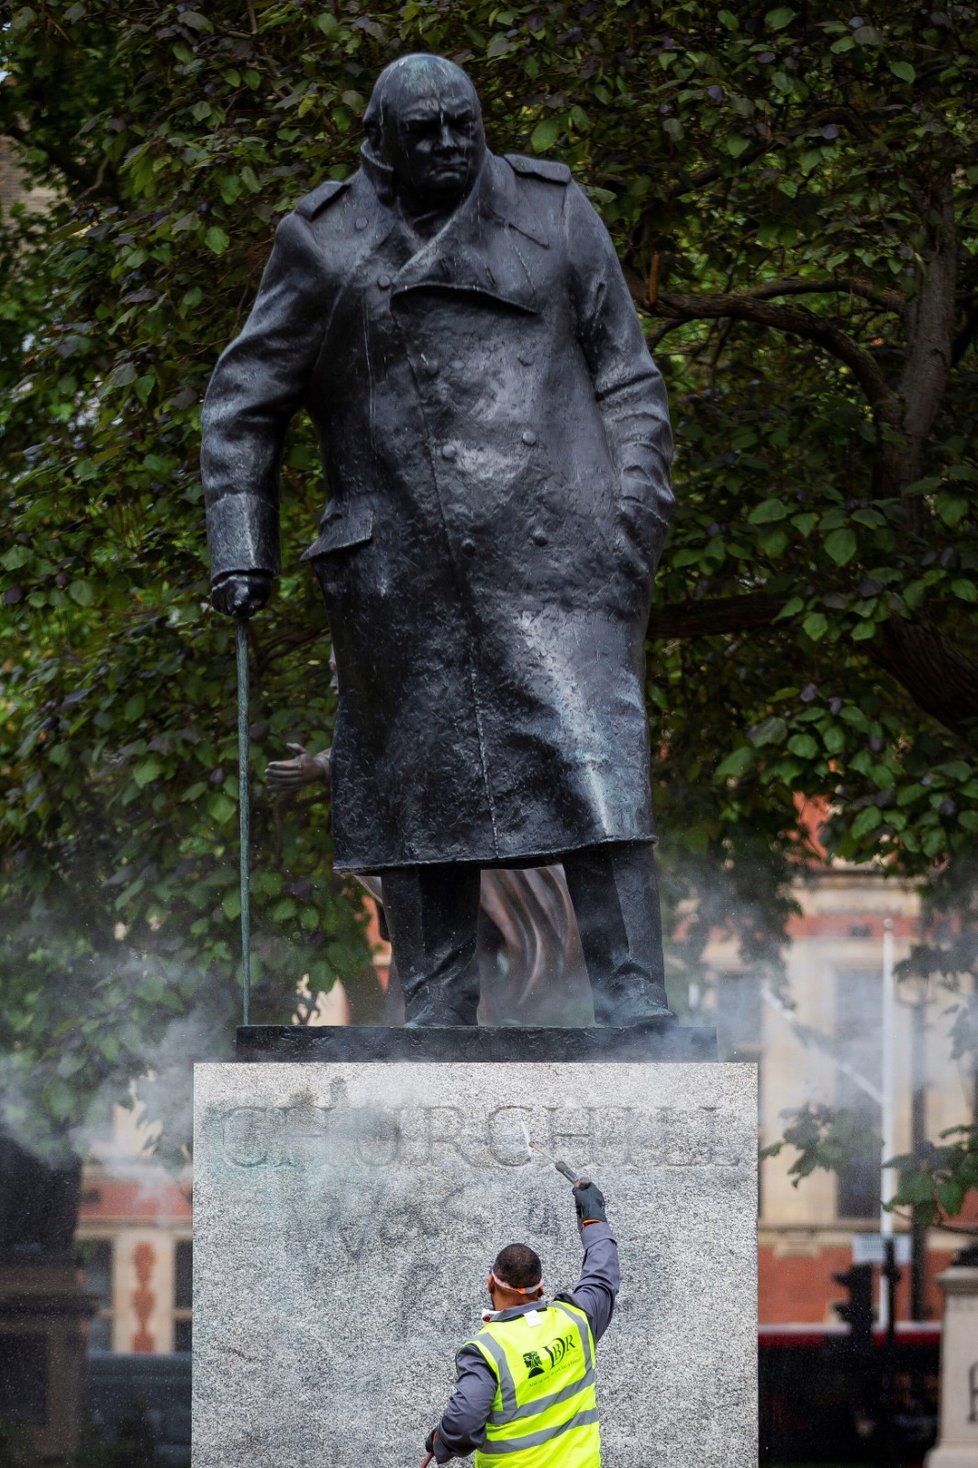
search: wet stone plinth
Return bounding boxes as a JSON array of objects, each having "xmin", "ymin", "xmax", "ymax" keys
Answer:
[{"xmin": 192, "ymin": 1061, "xmax": 757, "ymax": 1468}]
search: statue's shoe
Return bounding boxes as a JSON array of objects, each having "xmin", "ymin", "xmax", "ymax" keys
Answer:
[
  {"xmin": 403, "ymin": 1011, "xmax": 479, "ymax": 1028},
  {"xmin": 617, "ymin": 1006, "xmax": 676, "ymax": 1024},
  {"xmin": 597, "ymin": 1003, "xmax": 676, "ymax": 1026}
]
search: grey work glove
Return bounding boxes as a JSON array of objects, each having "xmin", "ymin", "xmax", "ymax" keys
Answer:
[
  {"xmin": 211, "ymin": 570, "xmax": 273, "ymax": 618},
  {"xmin": 573, "ymin": 1180, "xmax": 607, "ymax": 1225}
]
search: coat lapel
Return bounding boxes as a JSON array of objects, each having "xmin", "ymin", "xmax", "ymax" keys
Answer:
[{"xmin": 390, "ymin": 154, "xmax": 546, "ymax": 314}]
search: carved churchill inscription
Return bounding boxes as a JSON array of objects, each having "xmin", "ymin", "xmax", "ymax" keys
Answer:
[
  {"xmin": 218, "ymin": 1087, "xmax": 741, "ymax": 1172},
  {"xmin": 193, "ymin": 1064, "xmax": 758, "ymax": 1468}
]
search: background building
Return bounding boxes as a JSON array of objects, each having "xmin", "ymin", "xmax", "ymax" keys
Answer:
[{"xmin": 704, "ymin": 860, "xmax": 970, "ymax": 1325}]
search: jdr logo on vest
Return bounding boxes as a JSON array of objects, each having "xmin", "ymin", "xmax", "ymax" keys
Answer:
[{"xmin": 522, "ymin": 1330, "xmax": 578, "ymax": 1378}]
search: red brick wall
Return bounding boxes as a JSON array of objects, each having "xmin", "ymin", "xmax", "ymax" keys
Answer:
[
  {"xmin": 760, "ymin": 1241, "xmax": 957, "ymax": 1324},
  {"xmin": 80, "ymin": 1175, "xmax": 192, "ymax": 1227}
]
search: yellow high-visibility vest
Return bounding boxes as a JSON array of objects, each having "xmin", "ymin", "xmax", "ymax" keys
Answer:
[{"xmin": 464, "ymin": 1300, "xmax": 601, "ymax": 1468}]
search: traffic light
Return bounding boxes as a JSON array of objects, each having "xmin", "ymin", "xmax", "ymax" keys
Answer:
[{"xmin": 832, "ymin": 1262, "xmax": 874, "ymax": 1343}]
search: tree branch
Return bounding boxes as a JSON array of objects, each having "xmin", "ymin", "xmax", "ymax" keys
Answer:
[
  {"xmin": 743, "ymin": 276, "xmax": 903, "ymax": 312},
  {"xmin": 952, "ymin": 298, "xmax": 978, "ymax": 366},
  {"xmin": 650, "ymin": 594, "xmax": 786, "ymax": 640},
  {"xmin": 254, "ymin": 626, "xmax": 324, "ymax": 673},
  {"xmin": 651, "ymin": 594, "xmax": 978, "ymax": 739},
  {"xmin": 1, "ymin": 116, "xmax": 118, "ymax": 202},
  {"xmin": 898, "ymin": 179, "xmax": 957, "ymax": 485},
  {"xmin": 873, "ymin": 618, "xmax": 978, "ymax": 739},
  {"xmin": 629, "ymin": 274, "xmax": 900, "ymax": 422},
  {"xmin": 669, "ymin": 141, "xmax": 771, "ymax": 198},
  {"xmin": 663, "ymin": 106, "xmax": 876, "ymax": 202}
]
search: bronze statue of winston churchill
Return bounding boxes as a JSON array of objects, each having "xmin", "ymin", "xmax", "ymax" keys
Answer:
[{"xmin": 202, "ymin": 54, "xmax": 675, "ymax": 1028}]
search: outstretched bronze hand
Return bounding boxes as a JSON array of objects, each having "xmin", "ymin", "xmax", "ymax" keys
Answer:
[{"xmin": 265, "ymin": 742, "xmax": 330, "ymax": 796}]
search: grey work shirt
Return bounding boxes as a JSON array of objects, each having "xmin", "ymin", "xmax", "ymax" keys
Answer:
[{"xmin": 434, "ymin": 1222, "xmax": 620, "ymax": 1462}]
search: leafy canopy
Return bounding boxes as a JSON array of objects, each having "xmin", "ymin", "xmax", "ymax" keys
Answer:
[{"xmin": 1, "ymin": 1, "xmax": 977, "ymax": 1170}]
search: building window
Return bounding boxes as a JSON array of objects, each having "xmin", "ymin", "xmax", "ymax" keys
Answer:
[
  {"xmin": 79, "ymin": 1239, "xmax": 114, "ymax": 1351},
  {"xmin": 835, "ymin": 969, "xmax": 882, "ymax": 1220},
  {"xmin": 174, "ymin": 1240, "xmax": 192, "ymax": 1352},
  {"xmin": 716, "ymin": 969, "xmax": 763, "ymax": 1064}
]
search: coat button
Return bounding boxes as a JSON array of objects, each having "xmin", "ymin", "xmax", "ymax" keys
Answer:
[
  {"xmin": 355, "ymin": 216, "xmax": 368, "ymax": 231},
  {"xmin": 423, "ymin": 358, "xmax": 440, "ymax": 377},
  {"xmin": 532, "ymin": 529, "xmax": 548, "ymax": 546},
  {"xmin": 377, "ymin": 273, "xmax": 392, "ymax": 289},
  {"xmin": 461, "ymin": 538, "xmax": 476, "ymax": 556},
  {"xmin": 522, "ymin": 430, "xmax": 537, "ymax": 446},
  {"xmin": 441, "ymin": 444, "xmax": 457, "ymax": 461}
]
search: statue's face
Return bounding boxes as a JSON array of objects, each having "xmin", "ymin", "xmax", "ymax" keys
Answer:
[{"xmin": 384, "ymin": 77, "xmax": 484, "ymax": 208}]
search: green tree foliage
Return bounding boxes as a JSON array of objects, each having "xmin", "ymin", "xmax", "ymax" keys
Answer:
[{"xmin": 1, "ymin": 2, "xmax": 977, "ymax": 1175}]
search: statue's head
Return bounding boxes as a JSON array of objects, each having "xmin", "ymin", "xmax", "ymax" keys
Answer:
[{"xmin": 363, "ymin": 54, "xmax": 485, "ymax": 209}]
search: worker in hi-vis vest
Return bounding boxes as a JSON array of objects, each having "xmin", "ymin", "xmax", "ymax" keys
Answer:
[{"xmin": 424, "ymin": 1179, "xmax": 618, "ymax": 1466}]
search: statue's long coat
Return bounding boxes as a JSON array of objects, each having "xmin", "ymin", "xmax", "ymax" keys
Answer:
[{"xmin": 202, "ymin": 150, "xmax": 674, "ymax": 873}]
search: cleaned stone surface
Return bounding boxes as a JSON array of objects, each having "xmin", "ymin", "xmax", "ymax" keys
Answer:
[{"xmin": 193, "ymin": 1062, "xmax": 757, "ymax": 1467}]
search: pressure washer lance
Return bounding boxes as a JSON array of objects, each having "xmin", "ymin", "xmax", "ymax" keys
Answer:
[{"xmin": 519, "ymin": 1117, "xmax": 591, "ymax": 1188}]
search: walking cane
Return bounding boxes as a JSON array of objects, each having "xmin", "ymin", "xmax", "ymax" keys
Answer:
[{"xmin": 235, "ymin": 614, "xmax": 251, "ymax": 1027}]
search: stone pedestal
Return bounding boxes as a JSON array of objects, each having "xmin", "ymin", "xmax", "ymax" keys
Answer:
[
  {"xmin": 927, "ymin": 1260, "xmax": 978, "ymax": 1468},
  {"xmin": 193, "ymin": 1050, "xmax": 756, "ymax": 1468}
]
